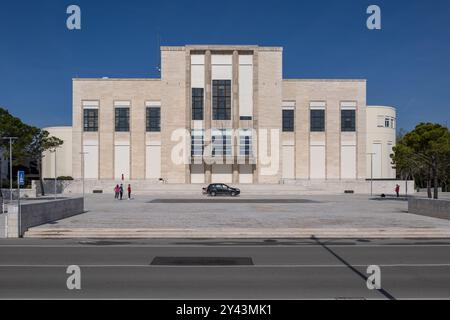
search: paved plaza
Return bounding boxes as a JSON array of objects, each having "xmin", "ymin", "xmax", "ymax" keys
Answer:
[{"xmin": 31, "ymin": 194, "xmax": 450, "ymax": 231}]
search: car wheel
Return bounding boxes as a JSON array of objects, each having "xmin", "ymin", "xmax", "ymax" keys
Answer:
[
  {"xmin": 231, "ymin": 192, "xmax": 236, "ymax": 197},
  {"xmin": 210, "ymin": 192, "xmax": 216, "ymax": 197}
]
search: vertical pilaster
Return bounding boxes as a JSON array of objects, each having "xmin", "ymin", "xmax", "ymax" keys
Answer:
[
  {"xmin": 252, "ymin": 50, "xmax": 259, "ymax": 184},
  {"xmin": 186, "ymin": 49, "xmax": 192, "ymax": 183},
  {"xmin": 232, "ymin": 50, "xmax": 240, "ymax": 184},
  {"xmin": 204, "ymin": 50, "xmax": 212, "ymax": 184}
]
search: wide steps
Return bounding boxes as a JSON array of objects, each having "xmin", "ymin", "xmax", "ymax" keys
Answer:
[{"xmin": 24, "ymin": 228, "xmax": 450, "ymax": 239}]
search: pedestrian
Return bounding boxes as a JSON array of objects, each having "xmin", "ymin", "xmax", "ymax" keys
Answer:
[
  {"xmin": 127, "ymin": 184, "xmax": 132, "ymax": 200},
  {"xmin": 114, "ymin": 184, "xmax": 119, "ymax": 199},
  {"xmin": 395, "ymin": 184, "xmax": 400, "ymax": 198},
  {"xmin": 119, "ymin": 184, "xmax": 124, "ymax": 200}
]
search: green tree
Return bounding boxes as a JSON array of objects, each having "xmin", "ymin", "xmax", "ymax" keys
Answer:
[
  {"xmin": 0, "ymin": 108, "xmax": 35, "ymax": 193},
  {"xmin": 392, "ymin": 123, "xmax": 450, "ymax": 199},
  {"xmin": 1, "ymin": 107, "xmax": 64, "ymax": 196}
]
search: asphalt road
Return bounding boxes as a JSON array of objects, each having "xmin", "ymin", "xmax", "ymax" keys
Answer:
[{"xmin": 1, "ymin": 238, "xmax": 450, "ymax": 299}]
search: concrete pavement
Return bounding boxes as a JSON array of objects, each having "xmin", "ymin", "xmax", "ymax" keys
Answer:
[
  {"xmin": 23, "ymin": 194, "xmax": 450, "ymax": 238},
  {"xmin": 1, "ymin": 239, "xmax": 450, "ymax": 299}
]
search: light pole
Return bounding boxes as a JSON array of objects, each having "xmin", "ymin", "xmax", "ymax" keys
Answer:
[
  {"xmin": 80, "ymin": 152, "xmax": 88, "ymax": 210},
  {"xmin": 50, "ymin": 148, "xmax": 58, "ymax": 200},
  {"xmin": 368, "ymin": 153, "xmax": 375, "ymax": 197},
  {"xmin": 2, "ymin": 137, "xmax": 18, "ymax": 202}
]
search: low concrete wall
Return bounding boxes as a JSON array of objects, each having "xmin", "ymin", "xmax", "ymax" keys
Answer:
[
  {"xmin": 44, "ymin": 179, "xmax": 416, "ymax": 196},
  {"xmin": 32, "ymin": 180, "xmax": 74, "ymax": 196},
  {"xmin": 1, "ymin": 188, "xmax": 37, "ymax": 200},
  {"xmin": 283, "ymin": 179, "xmax": 415, "ymax": 195},
  {"xmin": 0, "ymin": 214, "xmax": 6, "ymax": 238},
  {"xmin": 6, "ymin": 198, "xmax": 84, "ymax": 237},
  {"xmin": 408, "ymin": 198, "xmax": 450, "ymax": 220}
]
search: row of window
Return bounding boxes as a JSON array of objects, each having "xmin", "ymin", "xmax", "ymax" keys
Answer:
[
  {"xmin": 377, "ymin": 116, "xmax": 396, "ymax": 129},
  {"xmin": 84, "ymin": 105, "xmax": 356, "ymax": 134},
  {"xmin": 83, "ymin": 107, "xmax": 161, "ymax": 133},
  {"xmin": 191, "ymin": 129, "xmax": 253, "ymax": 157},
  {"xmin": 192, "ymin": 80, "xmax": 233, "ymax": 121},
  {"xmin": 282, "ymin": 110, "xmax": 356, "ymax": 132}
]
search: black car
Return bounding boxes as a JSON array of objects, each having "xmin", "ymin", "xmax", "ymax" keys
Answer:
[{"xmin": 203, "ymin": 184, "xmax": 241, "ymax": 197}]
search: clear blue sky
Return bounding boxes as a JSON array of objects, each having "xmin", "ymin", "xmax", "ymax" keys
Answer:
[{"xmin": 1, "ymin": 0, "xmax": 449, "ymax": 130}]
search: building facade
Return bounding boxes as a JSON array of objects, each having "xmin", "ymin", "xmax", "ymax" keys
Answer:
[
  {"xmin": 55, "ymin": 45, "xmax": 396, "ymax": 184},
  {"xmin": 42, "ymin": 126, "xmax": 73, "ymax": 179}
]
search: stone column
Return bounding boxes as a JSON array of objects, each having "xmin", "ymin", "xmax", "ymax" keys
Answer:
[
  {"xmin": 232, "ymin": 50, "xmax": 240, "ymax": 184},
  {"xmin": 185, "ymin": 49, "xmax": 192, "ymax": 183},
  {"xmin": 204, "ymin": 50, "xmax": 212, "ymax": 184},
  {"xmin": 252, "ymin": 50, "xmax": 259, "ymax": 184}
]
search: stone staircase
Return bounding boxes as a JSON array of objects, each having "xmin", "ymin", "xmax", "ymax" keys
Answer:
[
  {"xmin": 24, "ymin": 227, "xmax": 450, "ymax": 239},
  {"xmin": 54, "ymin": 179, "xmax": 415, "ymax": 196}
]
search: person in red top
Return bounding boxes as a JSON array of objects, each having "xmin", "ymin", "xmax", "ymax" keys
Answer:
[
  {"xmin": 395, "ymin": 184, "xmax": 400, "ymax": 198},
  {"xmin": 127, "ymin": 184, "xmax": 132, "ymax": 200}
]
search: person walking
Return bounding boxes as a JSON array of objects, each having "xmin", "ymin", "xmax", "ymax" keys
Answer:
[
  {"xmin": 119, "ymin": 184, "xmax": 124, "ymax": 200},
  {"xmin": 114, "ymin": 184, "xmax": 119, "ymax": 200},
  {"xmin": 127, "ymin": 184, "xmax": 132, "ymax": 200},
  {"xmin": 395, "ymin": 184, "xmax": 400, "ymax": 198}
]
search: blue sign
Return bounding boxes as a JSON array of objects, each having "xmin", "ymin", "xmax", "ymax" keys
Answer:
[{"xmin": 18, "ymin": 171, "xmax": 25, "ymax": 186}]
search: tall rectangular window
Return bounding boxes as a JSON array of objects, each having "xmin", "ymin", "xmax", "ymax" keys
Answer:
[
  {"xmin": 212, "ymin": 80, "xmax": 231, "ymax": 120},
  {"xmin": 83, "ymin": 109, "xmax": 98, "ymax": 132},
  {"xmin": 310, "ymin": 110, "xmax": 325, "ymax": 132},
  {"xmin": 341, "ymin": 110, "xmax": 356, "ymax": 132},
  {"xmin": 191, "ymin": 130, "xmax": 204, "ymax": 157},
  {"xmin": 282, "ymin": 110, "xmax": 294, "ymax": 132},
  {"xmin": 146, "ymin": 107, "xmax": 161, "ymax": 132},
  {"xmin": 115, "ymin": 108, "xmax": 130, "ymax": 132},
  {"xmin": 239, "ymin": 130, "xmax": 252, "ymax": 157},
  {"xmin": 212, "ymin": 129, "xmax": 232, "ymax": 156},
  {"xmin": 192, "ymin": 88, "xmax": 204, "ymax": 121}
]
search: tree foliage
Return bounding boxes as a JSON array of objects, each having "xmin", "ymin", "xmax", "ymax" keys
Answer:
[
  {"xmin": 0, "ymin": 107, "xmax": 64, "ymax": 196},
  {"xmin": 391, "ymin": 123, "xmax": 450, "ymax": 199}
]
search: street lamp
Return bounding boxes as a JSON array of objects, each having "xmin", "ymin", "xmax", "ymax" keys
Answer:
[
  {"xmin": 50, "ymin": 148, "xmax": 59, "ymax": 200},
  {"xmin": 2, "ymin": 137, "xmax": 18, "ymax": 202},
  {"xmin": 79, "ymin": 152, "xmax": 88, "ymax": 211},
  {"xmin": 367, "ymin": 152, "xmax": 376, "ymax": 197}
]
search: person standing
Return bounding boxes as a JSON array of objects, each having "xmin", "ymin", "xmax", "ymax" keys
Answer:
[
  {"xmin": 114, "ymin": 184, "xmax": 119, "ymax": 200},
  {"xmin": 127, "ymin": 184, "xmax": 132, "ymax": 200},
  {"xmin": 395, "ymin": 184, "xmax": 400, "ymax": 198},
  {"xmin": 119, "ymin": 184, "xmax": 124, "ymax": 200}
]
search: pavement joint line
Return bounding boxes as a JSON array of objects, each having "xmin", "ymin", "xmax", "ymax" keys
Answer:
[
  {"xmin": 1, "ymin": 264, "xmax": 450, "ymax": 268},
  {"xmin": 3, "ymin": 244, "xmax": 450, "ymax": 248}
]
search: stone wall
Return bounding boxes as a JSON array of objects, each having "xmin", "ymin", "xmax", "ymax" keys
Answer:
[
  {"xmin": 6, "ymin": 197, "xmax": 84, "ymax": 237},
  {"xmin": 408, "ymin": 198, "xmax": 450, "ymax": 220}
]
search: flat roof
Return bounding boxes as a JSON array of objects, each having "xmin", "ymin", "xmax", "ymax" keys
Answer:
[
  {"xmin": 73, "ymin": 78, "xmax": 161, "ymax": 81},
  {"xmin": 161, "ymin": 45, "xmax": 283, "ymax": 52},
  {"xmin": 284, "ymin": 79, "xmax": 366, "ymax": 82}
]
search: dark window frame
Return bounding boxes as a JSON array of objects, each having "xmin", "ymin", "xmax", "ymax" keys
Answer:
[
  {"xmin": 192, "ymin": 88, "xmax": 204, "ymax": 121},
  {"xmin": 310, "ymin": 109, "xmax": 325, "ymax": 132},
  {"xmin": 191, "ymin": 130, "xmax": 204, "ymax": 157},
  {"xmin": 212, "ymin": 80, "xmax": 232, "ymax": 121},
  {"xmin": 282, "ymin": 110, "xmax": 295, "ymax": 132},
  {"xmin": 115, "ymin": 107, "xmax": 130, "ymax": 132},
  {"xmin": 239, "ymin": 131, "xmax": 252, "ymax": 157},
  {"xmin": 83, "ymin": 109, "xmax": 98, "ymax": 132},
  {"xmin": 146, "ymin": 107, "xmax": 161, "ymax": 132},
  {"xmin": 212, "ymin": 129, "xmax": 232, "ymax": 157},
  {"xmin": 341, "ymin": 110, "xmax": 356, "ymax": 132}
]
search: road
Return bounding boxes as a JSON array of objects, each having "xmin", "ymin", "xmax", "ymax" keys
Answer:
[{"xmin": 1, "ymin": 238, "xmax": 450, "ymax": 299}]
